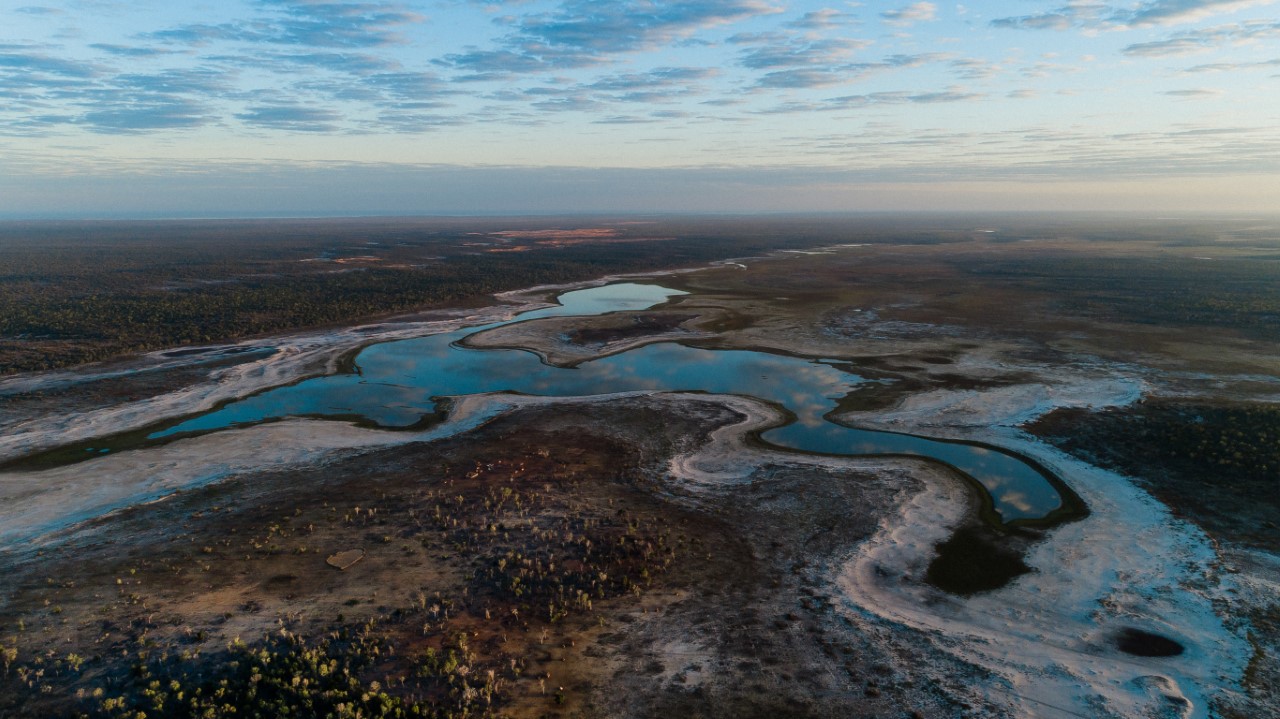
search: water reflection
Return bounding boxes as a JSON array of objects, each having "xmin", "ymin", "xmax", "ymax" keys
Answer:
[
  {"xmin": 762, "ymin": 420, "xmax": 1061, "ymax": 521},
  {"xmin": 152, "ymin": 282, "xmax": 1063, "ymax": 523}
]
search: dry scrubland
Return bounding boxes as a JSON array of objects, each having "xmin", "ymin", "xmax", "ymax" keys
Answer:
[{"xmin": 0, "ymin": 400, "xmax": 967, "ymax": 718}]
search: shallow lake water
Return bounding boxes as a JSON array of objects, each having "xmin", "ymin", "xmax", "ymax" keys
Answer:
[{"xmin": 152, "ymin": 282, "xmax": 1064, "ymax": 523}]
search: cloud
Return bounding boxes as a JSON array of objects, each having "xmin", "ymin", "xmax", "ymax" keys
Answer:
[
  {"xmin": 582, "ymin": 66, "xmax": 716, "ymax": 102},
  {"xmin": 259, "ymin": 0, "xmax": 425, "ymax": 45},
  {"xmin": 515, "ymin": 0, "xmax": 777, "ymax": 53},
  {"xmin": 437, "ymin": 0, "xmax": 778, "ymax": 75},
  {"xmin": 1182, "ymin": 56, "xmax": 1280, "ymax": 71},
  {"xmin": 8, "ymin": 124, "xmax": 1280, "ymax": 218},
  {"xmin": 0, "ymin": 54, "xmax": 228, "ymax": 135},
  {"xmin": 436, "ymin": 49, "xmax": 560, "ymax": 78},
  {"xmin": 949, "ymin": 57, "xmax": 1003, "ymax": 79},
  {"xmin": 0, "ymin": 50, "xmax": 100, "ymax": 131},
  {"xmin": 0, "ymin": 0, "xmax": 1268, "ymax": 166},
  {"xmin": 89, "ymin": 43, "xmax": 179, "ymax": 58},
  {"xmin": 1162, "ymin": 87, "xmax": 1223, "ymax": 95},
  {"xmin": 113, "ymin": 69, "xmax": 229, "ymax": 96},
  {"xmin": 49, "ymin": 69, "xmax": 233, "ymax": 134},
  {"xmin": 461, "ymin": 65, "xmax": 712, "ymax": 118},
  {"xmin": 881, "ymin": 2, "xmax": 937, "ymax": 26},
  {"xmin": 1122, "ymin": 37, "xmax": 1210, "ymax": 55},
  {"xmin": 737, "ymin": 36, "xmax": 871, "ymax": 69},
  {"xmin": 831, "ymin": 87, "xmax": 984, "ymax": 106},
  {"xmin": 1122, "ymin": 19, "xmax": 1280, "ymax": 55},
  {"xmin": 530, "ymin": 94, "xmax": 602, "ymax": 112},
  {"xmin": 586, "ymin": 66, "xmax": 716, "ymax": 91},
  {"xmin": 79, "ymin": 97, "xmax": 212, "ymax": 134},
  {"xmin": 142, "ymin": 25, "xmax": 237, "ymax": 47},
  {"xmin": 786, "ymin": 9, "xmax": 855, "ymax": 30},
  {"xmin": 592, "ymin": 114, "xmax": 657, "ymax": 124},
  {"xmin": 235, "ymin": 104, "xmax": 342, "ymax": 131},
  {"xmin": 1127, "ymin": 0, "xmax": 1277, "ymax": 26},
  {"xmin": 730, "ymin": 19, "xmax": 967, "ymax": 89},
  {"xmin": 729, "ymin": 30, "xmax": 874, "ymax": 88},
  {"xmin": 589, "ymin": 109, "xmax": 691, "ymax": 123},
  {"xmin": 69, "ymin": 6, "xmax": 460, "ymax": 135},
  {"xmin": 194, "ymin": 53, "xmax": 432, "ymax": 111},
  {"xmin": 993, "ymin": 0, "xmax": 1279, "ymax": 31},
  {"xmin": 900, "ymin": 88, "xmax": 985, "ymax": 103},
  {"xmin": 523, "ymin": 78, "xmax": 703, "ymax": 110},
  {"xmin": 760, "ymin": 85, "xmax": 984, "ymax": 112},
  {"xmin": 144, "ymin": 0, "xmax": 425, "ymax": 49},
  {"xmin": 750, "ymin": 68, "xmax": 846, "ymax": 88},
  {"xmin": 249, "ymin": 51, "xmax": 395, "ymax": 74},
  {"xmin": 750, "ymin": 52, "xmax": 949, "ymax": 89},
  {"xmin": 990, "ymin": 3, "xmax": 1115, "ymax": 31},
  {"xmin": 1019, "ymin": 60, "xmax": 1085, "ymax": 78},
  {"xmin": 364, "ymin": 71, "xmax": 451, "ymax": 101},
  {"xmin": 0, "ymin": 50, "xmax": 98, "ymax": 79},
  {"xmin": 373, "ymin": 111, "xmax": 463, "ymax": 132}
]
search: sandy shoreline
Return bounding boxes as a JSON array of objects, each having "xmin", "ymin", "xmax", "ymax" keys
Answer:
[
  {"xmin": 647, "ymin": 381, "xmax": 1247, "ymax": 718},
  {"xmin": 831, "ymin": 399, "xmax": 1248, "ymax": 718}
]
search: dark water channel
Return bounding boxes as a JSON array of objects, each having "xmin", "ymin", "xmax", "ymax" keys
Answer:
[{"xmin": 149, "ymin": 283, "xmax": 1069, "ymax": 524}]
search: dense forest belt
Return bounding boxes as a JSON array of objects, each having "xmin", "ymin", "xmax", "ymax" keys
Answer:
[
  {"xmin": 0, "ymin": 216, "xmax": 852, "ymax": 374},
  {"xmin": 1027, "ymin": 401, "xmax": 1280, "ymax": 549}
]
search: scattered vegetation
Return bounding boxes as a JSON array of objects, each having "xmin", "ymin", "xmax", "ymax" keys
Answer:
[
  {"xmin": 965, "ymin": 255, "xmax": 1280, "ymax": 339},
  {"xmin": 0, "ymin": 427, "xmax": 681, "ymax": 718},
  {"xmin": 16, "ymin": 214, "xmax": 1240, "ymax": 375},
  {"xmin": 1028, "ymin": 401, "xmax": 1280, "ymax": 548},
  {"xmin": 565, "ymin": 313, "xmax": 696, "ymax": 346},
  {"xmin": 0, "ymin": 216, "xmax": 860, "ymax": 374},
  {"xmin": 94, "ymin": 626, "xmax": 436, "ymax": 719}
]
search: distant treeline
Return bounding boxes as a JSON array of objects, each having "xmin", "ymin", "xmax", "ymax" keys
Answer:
[
  {"xmin": 4, "ymin": 215, "xmax": 1275, "ymax": 374},
  {"xmin": 0, "ymin": 216, "xmax": 877, "ymax": 373}
]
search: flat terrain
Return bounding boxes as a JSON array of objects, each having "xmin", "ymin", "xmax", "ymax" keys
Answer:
[
  {"xmin": 0, "ymin": 216, "xmax": 794, "ymax": 373},
  {"xmin": 0, "ymin": 399, "xmax": 976, "ymax": 719},
  {"xmin": 1, "ymin": 215, "xmax": 1278, "ymax": 718},
  {"xmin": 0, "ymin": 215, "xmax": 985, "ymax": 375}
]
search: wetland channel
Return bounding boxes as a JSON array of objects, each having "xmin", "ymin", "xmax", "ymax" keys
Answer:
[{"xmin": 39, "ymin": 283, "xmax": 1081, "ymax": 526}]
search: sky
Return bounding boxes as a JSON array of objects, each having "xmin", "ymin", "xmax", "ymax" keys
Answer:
[{"xmin": 2, "ymin": 0, "xmax": 1278, "ymax": 217}]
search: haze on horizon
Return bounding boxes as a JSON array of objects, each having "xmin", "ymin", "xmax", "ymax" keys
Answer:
[{"xmin": 2, "ymin": 0, "xmax": 1278, "ymax": 218}]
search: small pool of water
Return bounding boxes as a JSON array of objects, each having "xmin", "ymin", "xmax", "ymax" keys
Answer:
[{"xmin": 150, "ymin": 282, "xmax": 1067, "ymax": 523}]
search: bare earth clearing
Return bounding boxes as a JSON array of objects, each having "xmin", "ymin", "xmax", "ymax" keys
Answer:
[{"xmin": 1, "ymin": 231, "xmax": 1278, "ymax": 718}]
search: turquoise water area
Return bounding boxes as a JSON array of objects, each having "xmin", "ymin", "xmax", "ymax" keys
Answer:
[{"xmin": 152, "ymin": 283, "xmax": 1064, "ymax": 523}]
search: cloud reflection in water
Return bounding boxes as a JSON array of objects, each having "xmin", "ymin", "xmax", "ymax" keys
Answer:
[{"xmin": 152, "ymin": 283, "xmax": 1061, "ymax": 522}]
